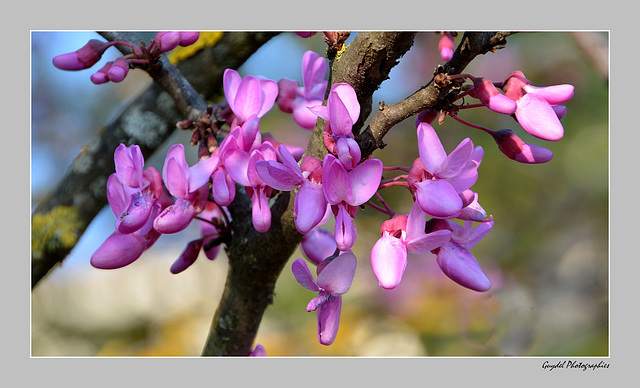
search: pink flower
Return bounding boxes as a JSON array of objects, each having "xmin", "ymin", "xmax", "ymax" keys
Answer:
[
  {"xmin": 52, "ymin": 39, "xmax": 112, "ymax": 71},
  {"xmin": 255, "ymin": 145, "xmax": 327, "ymax": 234},
  {"xmin": 169, "ymin": 201, "xmax": 226, "ymax": 274},
  {"xmin": 91, "ymin": 203, "xmax": 162, "ymax": 270},
  {"xmin": 490, "ymin": 128, "xmax": 554, "ymax": 164},
  {"xmin": 503, "ymin": 70, "xmax": 574, "ymax": 141},
  {"xmin": 223, "ymin": 69, "xmax": 278, "ymax": 126},
  {"xmin": 91, "ymin": 144, "xmax": 172, "ymax": 269},
  {"xmin": 371, "ymin": 202, "xmax": 452, "ymax": 289},
  {"xmin": 249, "ymin": 344, "xmax": 267, "ymax": 357},
  {"xmin": 291, "ymin": 251, "xmax": 357, "ymax": 345},
  {"xmin": 308, "ymin": 83, "xmax": 360, "ymax": 153},
  {"xmin": 277, "ymin": 51, "xmax": 328, "ymax": 130},
  {"xmin": 438, "ymin": 32, "xmax": 455, "ymax": 62},
  {"xmin": 294, "ymin": 32, "xmax": 317, "ymax": 38},
  {"xmin": 153, "ymin": 144, "xmax": 217, "ymax": 234},
  {"xmin": 322, "ymin": 154, "xmax": 383, "ymax": 251},
  {"xmin": 300, "ymin": 228, "xmax": 338, "ymax": 265},
  {"xmin": 430, "ymin": 219, "xmax": 494, "ymax": 292},
  {"xmin": 110, "ymin": 144, "xmax": 171, "ymax": 234},
  {"xmin": 107, "ymin": 57, "xmax": 129, "ymax": 83},
  {"xmin": 472, "ymin": 77, "xmax": 517, "ymax": 115},
  {"xmin": 409, "ymin": 122, "xmax": 484, "ymax": 219},
  {"xmin": 155, "ymin": 31, "xmax": 182, "ymax": 52},
  {"xmin": 178, "ymin": 31, "xmax": 200, "ymax": 47}
]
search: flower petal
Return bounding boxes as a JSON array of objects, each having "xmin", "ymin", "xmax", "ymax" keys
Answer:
[
  {"xmin": 334, "ymin": 205, "xmax": 357, "ymax": 252},
  {"xmin": 116, "ymin": 194, "xmax": 155, "ymax": 234},
  {"xmin": 91, "ymin": 232, "xmax": 147, "ymax": 269},
  {"xmin": 250, "ymin": 187, "xmax": 271, "ymax": 233},
  {"xmin": 211, "ymin": 168, "xmax": 235, "ymax": 206},
  {"xmin": 327, "ymin": 90, "xmax": 354, "ymax": 136},
  {"xmin": 405, "ymin": 229, "xmax": 452, "ymax": 254},
  {"xmin": 415, "ymin": 179, "xmax": 463, "ymax": 218},
  {"xmin": 417, "ymin": 122, "xmax": 447, "ymax": 174},
  {"xmin": 371, "ymin": 232, "xmax": 408, "ymax": 290},
  {"xmin": 256, "ymin": 160, "xmax": 302, "ymax": 191},
  {"xmin": 153, "ymin": 199, "xmax": 197, "ymax": 234},
  {"xmin": 294, "ymin": 181, "xmax": 328, "ymax": 234},
  {"xmin": 317, "ymin": 295, "xmax": 342, "ymax": 346},
  {"xmin": 300, "ymin": 228, "xmax": 337, "ymax": 265},
  {"xmin": 322, "ymin": 155, "xmax": 351, "ymax": 205},
  {"xmin": 437, "ymin": 138, "xmax": 473, "ymax": 179},
  {"xmin": 515, "ymin": 93, "xmax": 564, "ymax": 141},
  {"xmin": 348, "ymin": 158, "xmax": 383, "ymax": 205},
  {"xmin": 291, "ymin": 258, "xmax": 320, "ymax": 292},
  {"xmin": 436, "ymin": 243, "xmax": 491, "ymax": 292},
  {"xmin": 188, "ymin": 154, "xmax": 218, "ymax": 193},
  {"xmin": 331, "ymin": 83, "xmax": 360, "ymax": 125},
  {"xmin": 316, "ymin": 251, "xmax": 357, "ymax": 295}
]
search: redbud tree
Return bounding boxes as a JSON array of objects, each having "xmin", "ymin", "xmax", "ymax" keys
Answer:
[{"xmin": 31, "ymin": 31, "xmax": 608, "ymax": 356}]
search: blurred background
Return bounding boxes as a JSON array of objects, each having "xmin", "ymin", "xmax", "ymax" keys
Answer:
[{"xmin": 31, "ymin": 31, "xmax": 608, "ymax": 357}]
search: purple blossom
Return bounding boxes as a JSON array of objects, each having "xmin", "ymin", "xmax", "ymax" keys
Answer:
[
  {"xmin": 110, "ymin": 144, "xmax": 171, "ymax": 235},
  {"xmin": 291, "ymin": 251, "xmax": 357, "ymax": 345},
  {"xmin": 153, "ymin": 144, "xmax": 217, "ymax": 234},
  {"xmin": 155, "ymin": 31, "xmax": 182, "ymax": 52},
  {"xmin": 255, "ymin": 145, "xmax": 327, "ymax": 234},
  {"xmin": 91, "ymin": 144, "xmax": 171, "ymax": 269},
  {"xmin": 277, "ymin": 50, "xmax": 328, "ymax": 130},
  {"xmin": 106, "ymin": 57, "xmax": 129, "ymax": 83},
  {"xmin": 225, "ymin": 134, "xmax": 278, "ymax": 232},
  {"xmin": 52, "ymin": 39, "xmax": 112, "ymax": 71},
  {"xmin": 91, "ymin": 202, "xmax": 163, "ymax": 269},
  {"xmin": 300, "ymin": 228, "xmax": 338, "ymax": 266},
  {"xmin": 249, "ymin": 344, "xmax": 267, "ymax": 357},
  {"xmin": 439, "ymin": 32, "xmax": 455, "ymax": 62},
  {"xmin": 503, "ymin": 70, "xmax": 574, "ymax": 141},
  {"xmin": 472, "ymin": 76, "xmax": 517, "ymax": 115},
  {"xmin": 371, "ymin": 202, "xmax": 452, "ymax": 289},
  {"xmin": 409, "ymin": 122, "xmax": 484, "ymax": 219},
  {"xmin": 431, "ymin": 219, "xmax": 494, "ymax": 292},
  {"xmin": 308, "ymin": 83, "xmax": 360, "ymax": 153},
  {"xmin": 322, "ymin": 154, "xmax": 383, "ymax": 251},
  {"xmin": 490, "ymin": 128, "xmax": 554, "ymax": 164},
  {"xmin": 223, "ymin": 68, "xmax": 278, "ymax": 126},
  {"xmin": 170, "ymin": 238, "xmax": 203, "ymax": 274}
]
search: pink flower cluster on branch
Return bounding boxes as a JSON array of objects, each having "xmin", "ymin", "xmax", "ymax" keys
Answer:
[{"xmin": 81, "ymin": 39, "xmax": 575, "ymax": 350}]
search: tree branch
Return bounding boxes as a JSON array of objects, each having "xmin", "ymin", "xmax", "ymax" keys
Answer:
[{"xmin": 357, "ymin": 31, "xmax": 515, "ymax": 157}]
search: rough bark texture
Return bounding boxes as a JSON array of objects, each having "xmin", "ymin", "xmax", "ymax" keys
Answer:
[
  {"xmin": 358, "ymin": 31, "xmax": 514, "ymax": 158},
  {"xmin": 31, "ymin": 32, "xmax": 279, "ymax": 288}
]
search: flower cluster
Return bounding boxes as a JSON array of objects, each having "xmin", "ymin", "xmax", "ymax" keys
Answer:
[
  {"xmin": 77, "ymin": 35, "xmax": 574, "ymax": 350},
  {"xmin": 52, "ymin": 32, "xmax": 200, "ymax": 84}
]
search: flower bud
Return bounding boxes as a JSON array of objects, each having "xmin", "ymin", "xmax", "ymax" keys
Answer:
[
  {"xmin": 438, "ymin": 33, "xmax": 455, "ymax": 62},
  {"xmin": 90, "ymin": 62, "xmax": 113, "ymax": 84},
  {"xmin": 107, "ymin": 57, "xmax": 129, "ymax": 83},
  {"xmin": 491, "ymin": 129, "xmax": 553, "ymax": 164},
  {"xmin": 155, "ymin": 31, "xmax": 181, "ymax": 52},
  {"xmin": 52, "ymin": 39, "xmax": 111, "ymax": 71},
  {"xmin": 415, "ymin": 109, "xmax": 438, "ymax": 125},
  {"xmin": 473, "ymin": 77, "xmax": 517, "ymax": 115},
  {"xmin": 179, "ymin": 31, "xmax": 200, "ymax": 46},
  {"xmin": 170, "ymin": 239, "xmax": 203, "ymax": 274},
  {"xmin": 301, "ymin": 228, "xmax": 337, "ymax": 266}
]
